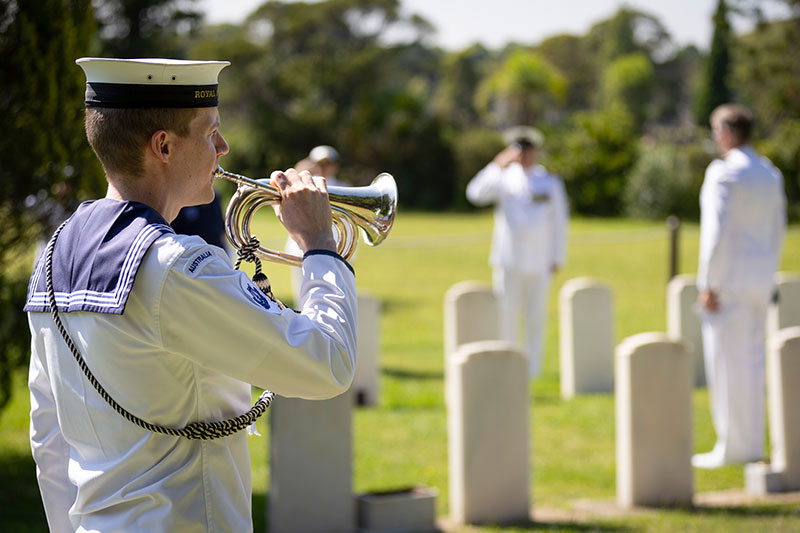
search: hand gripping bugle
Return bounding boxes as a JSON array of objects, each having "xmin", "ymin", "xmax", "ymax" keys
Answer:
[{"xmin": 215, "ymin": 166, "xmax": 398, "ymax": 267}]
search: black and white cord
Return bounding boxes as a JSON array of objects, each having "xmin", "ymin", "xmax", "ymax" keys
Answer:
[{"xmin": 45, "ymin": 220, "xmax": 274, "ymax": 440}]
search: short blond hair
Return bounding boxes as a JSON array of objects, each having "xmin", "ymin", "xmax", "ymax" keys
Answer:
[
  {"xmin": 710, "ymin": 104, "xmax": 754, "ymax": 145},
  {"xmin": 85, "ymin": 107, "xmax": 198, "ymax": 178}
]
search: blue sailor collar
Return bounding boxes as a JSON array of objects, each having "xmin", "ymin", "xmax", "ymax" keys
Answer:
[{"xmin": 24, "ymin": 199, "xmax": 174, "ymax": 315}]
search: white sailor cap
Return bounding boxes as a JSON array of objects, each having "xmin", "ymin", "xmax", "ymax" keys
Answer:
[
  {"xmin": 503, "ymin": 125, "xmax": 545, "ymax": 148},
  {"xmin": 76, "ymin": 57, "xmax": 230, "ymax": 108},
  {"xmin": 308, "ymin": 145, "xmax": 340, "ymax": 164}
]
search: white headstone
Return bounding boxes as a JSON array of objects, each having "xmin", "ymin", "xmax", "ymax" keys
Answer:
[
  {"xmin": 616, "ymin": 333, "xmax": 693, "ymax": 508},
  {"xmin": 444, "ymin": 281, "xmax": 500, "ymax": 358},
  {"xmin": 353, "ymin": 292, "xmax": 380, "ymax": 406},
  {"xmin": 269, "ymin": 393, "xmax": 354, "ymax": 532},
  {"xmin": 444, "ymin": 282, "xmax": 500, "ymax": 406},
  {"xmin": 559, "ymin": 277, "xmax": 615, "ymax": 398},
  {"xmin": 767, "ymin": 327, "xmax": 800, "ymax": 490},
  {"xmin": 666, "ymin": 274, "xmax": 705, "ymax": 387},
  {"xmin": 448, "ymin": 341, "xmax": 530, "ymax": 525},
  {"xmin": 768, "ymin": 273, "xmax": 800, "ymax": 339}
]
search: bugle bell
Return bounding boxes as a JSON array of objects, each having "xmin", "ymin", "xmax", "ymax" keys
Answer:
[{"xmin": 215, "ymin": 166, "xmax": 397, "ymax": 267}]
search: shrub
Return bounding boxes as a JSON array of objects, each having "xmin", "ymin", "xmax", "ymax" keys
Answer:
[
  {"xmin": 548, "ymin": 105, "xmax": 638, "ymax": 216},
  {"xmin": 758, "ymin": 119, "xmax": 800, "ymax": 221},
  {"xmin": 624, "ymin": 141, "xmax": 707, "ymax": 220}
]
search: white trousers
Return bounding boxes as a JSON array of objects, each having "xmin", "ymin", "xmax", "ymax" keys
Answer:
[
  {"xmin": 701, "ymin": 292, "xmax": 769, "ymax": 462},
  {"xmin": 494, "ymin": 268, "xmax": 551, "ymax": 377}
]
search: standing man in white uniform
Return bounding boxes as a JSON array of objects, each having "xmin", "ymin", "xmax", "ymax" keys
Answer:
[
  {"xmin": 466, "ymin": 126, "xmax": 569, "ymax": 377},
  {"xmin": 693, "ymin": 103, "xmax": 786, "ymax": 468},
  {"xmin": 25, "ymin": 58, "xmax": 357, "ymax": 532}
]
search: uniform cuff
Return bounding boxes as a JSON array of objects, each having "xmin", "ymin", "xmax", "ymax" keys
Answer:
[{"xmin": 303, "ymin": 249, "xmax": 355, "ymax": 276}]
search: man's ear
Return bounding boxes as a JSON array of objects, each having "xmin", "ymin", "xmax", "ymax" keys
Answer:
[{"xmin": 149, "ymin": 130, "xmax": 171, "ymax": 163}]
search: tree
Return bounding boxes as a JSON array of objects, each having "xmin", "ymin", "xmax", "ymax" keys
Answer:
[
  {"xmin": 603, "ymin": 52, "xmax": 655, "ymax": 132},
  {"xmin": 548, "ymin": 104, "xmax": 639, "ymax": 216},
  {"xmin": 475, "ymin": 49, "xmax": 566, "ymax": 126},
  {"xmin": 0, "ymin": 0, "xmax": 103, "ymax": 414},
  {"xmin": 535, "ymin": 34, "xmax": 598, "ymax": 113},
  {"xmin": 94, "ymin": 0, "xmax": 202, "ymax": 57},
  {"xmin": 650, "ymin": 45, "xmax": 703, "ymax": 126},
  {"xmin": 586, "ymin": 7, "xmax": 673, "ymax": 65},
  {"xmin": 434, "ymin": 44, "xmax": 492, "ymax": 128},
  {"xmin": 694, "ymin": 0, "xmax": 733, "ymax": 125},
  {"xmin": 733, "ymin": 18, "xmax": 800, "ymax": 130}
]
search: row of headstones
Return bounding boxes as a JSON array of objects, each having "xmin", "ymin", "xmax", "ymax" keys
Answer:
[
  {"xmin": 444, "ymin": 277, "xmax": 800, "ymax": 525},
  {"xmin": 268, "ymin": 292, "xmax": 439, "ymax": 533},
  {"xmin": 561, "ymin": 272, "xmax": 800, "ymax": 397},
  {"xmin": 266, "ymin": 274, "xmax": 800, "ymax": 530}
]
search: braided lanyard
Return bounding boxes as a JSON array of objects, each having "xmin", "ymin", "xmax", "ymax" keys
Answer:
[{"xmin": 45, "ymin": 220, "xmax": 274, "ymax": 440}]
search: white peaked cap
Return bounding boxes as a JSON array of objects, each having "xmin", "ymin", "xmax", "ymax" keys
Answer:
[
  {"xmin": 308, "ymin": 145, "xmax": 340, "ymax": 164},
  {"xmin": 503, "ymin": 125, "xmax": 545, "ymax": 148}
]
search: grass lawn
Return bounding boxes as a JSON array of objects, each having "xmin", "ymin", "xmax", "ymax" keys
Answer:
[{"xmin": 1, "ymin": 210, "xmax": 799, "ymax": 532}]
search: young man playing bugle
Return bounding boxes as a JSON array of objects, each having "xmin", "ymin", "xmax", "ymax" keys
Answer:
[{"xmin": 25, "ymin": 57, "xmax": 357, "ymax": 532}]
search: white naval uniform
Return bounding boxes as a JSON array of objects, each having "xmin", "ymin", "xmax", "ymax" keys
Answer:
[
  {"xmin": 466, "ymin": 161, "xmax": 568, "ymax": 376},
  {"xmin": 698, "ymin": 145, "xmax": 786, "ymax": 463},
  {"xmin": 27, "ymin": 214, "xmax": 356, "ymax": 532}
]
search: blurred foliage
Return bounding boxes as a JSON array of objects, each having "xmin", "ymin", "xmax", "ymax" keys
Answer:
[
  {"xmin": 624, "ymin": 136, "xmax": 711, "ymax": 220},
  {"xmin": 94, "ymin": 0, "xmax": 203, "ymax": 57},
  {"xmin": 475, "ymin": 49, "xmax": 566, "ymax": 127},
  {"xmin": 433, "ymin": 44, "xmax": 491, "ymax": 128},
  {"xmin": 603, "ymin": 52, "xmax": 655, "ymax": 133},
  {"xmin": 0, "ymin": 0, "xmax": 104, "ymax": 413},
  {"xmin": 535, "ymin": 34, "xmax": 598, "ymax": 115},
  {"xmin": 734, "ymin": 18, "xmax": 800, "ymax": 131},
  {"xmin": 176, "ymin": 0, "xmax": 795, "ymax": 215},
  {"xmin": 549, "ymin": 105, "xmax": 639, "ymax": 216},
  {"xmin": 449, "ymin": 128, "xmax": 506, "ymax": 210},
  {"xmin": 0, "ymin": 276, "xmax": 30, "ymax": 413}
]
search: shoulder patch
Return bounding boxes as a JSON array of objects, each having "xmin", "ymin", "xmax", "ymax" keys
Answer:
[
  {"xmin": 237, "ymin": 274, "xmax": 277, "ymax": 312},
  {"xmin": 184, "ymin": 250, "xmax": 214, "ymax": 277},
  {"xmin": 246, "ymin": 284, "xmax": 272, "ymax": 311}
]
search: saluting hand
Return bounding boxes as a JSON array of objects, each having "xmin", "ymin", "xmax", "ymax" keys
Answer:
[{"xmin": 493, "ymin": 145, "xmax": 523, "ymax": 168}]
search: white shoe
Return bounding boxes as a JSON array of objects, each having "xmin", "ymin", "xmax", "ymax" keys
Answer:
[{"xmin": 692, "ymin": 450, "xmax": 727, "ymax": 469}]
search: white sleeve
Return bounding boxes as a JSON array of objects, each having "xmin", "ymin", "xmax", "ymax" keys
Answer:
[
  {"xmin": 28, "ymin": 330, "xmax": 77, "ymax": 533},
  {"xmin": 159, "ymin": 243, "xmax": 357, "ymax": 400},
  {"xmin": 697, "ymin": 162, "xmax": 733, "ymax": 291},
  {"xmin": 466, "ymin": 162, "xmax": 504, "ymax": 206},
  {"xmin": 551, "ymin": 177, "xmax": 569, "ymax": 268}
]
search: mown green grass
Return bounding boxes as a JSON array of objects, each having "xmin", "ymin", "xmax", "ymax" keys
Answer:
[{"xmin": 2, "ymin": 211, "xmax": 799, "ymax": 532}]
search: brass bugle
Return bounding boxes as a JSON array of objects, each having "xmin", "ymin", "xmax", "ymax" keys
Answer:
[{"xmin": 215, "ymin": 166, "xmax": 397, "ymax": 267}]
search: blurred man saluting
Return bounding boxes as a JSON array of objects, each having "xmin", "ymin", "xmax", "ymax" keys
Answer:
[{"xmin": 466, "ymin": 126, "xmax": 568, "ymax": 378}]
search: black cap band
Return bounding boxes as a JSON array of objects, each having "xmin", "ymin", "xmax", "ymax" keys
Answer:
[{"xmin": 85, "ymin": 82, "xmax": 219, "ymax": 108}]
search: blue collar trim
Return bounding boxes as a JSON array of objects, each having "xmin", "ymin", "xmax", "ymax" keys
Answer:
[{"xmin": 24, "ymin": 199, "xmax": 174, "ymax": 315}]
